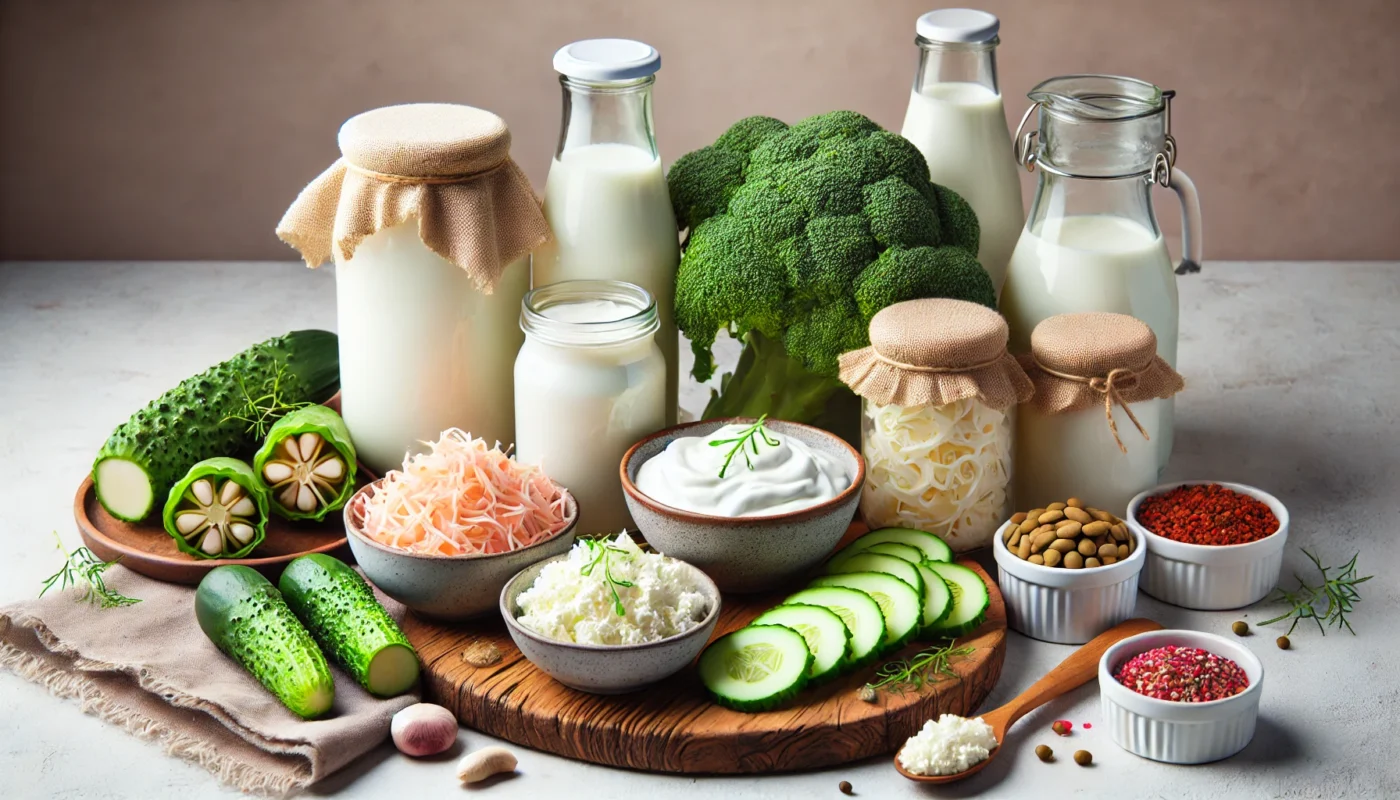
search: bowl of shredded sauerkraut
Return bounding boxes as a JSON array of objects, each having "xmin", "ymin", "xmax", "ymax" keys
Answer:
[{"xmin": 343, "ymin": 428, "xmax": 578, "ymax": 620}]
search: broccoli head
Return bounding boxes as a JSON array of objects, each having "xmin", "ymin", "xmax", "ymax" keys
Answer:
[{"xmin": 668, "ymin": 110, "xmax": 994, "ymax": 429}]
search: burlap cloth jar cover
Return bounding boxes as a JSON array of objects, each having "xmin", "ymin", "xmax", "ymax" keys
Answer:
[
  {"xmin": 839, "ymin": 299, "xmax": 1034, "ymax": 550},
  {"xmin": 1020, "ymin": 312, "xmax": 1184, "ymax": 452},
  {"xmin": 276, "ymin": 103, "xmax": 550, "ymax": 291}
]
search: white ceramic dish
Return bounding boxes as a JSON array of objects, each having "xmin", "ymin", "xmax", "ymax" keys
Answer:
[
  {"xmin": 499, "ymin": 553, "xmax": 722, "ymax": 694},
  {"xmin": 992, "ymin": 517, "xmax": 1146, "ymax": 644},
  {"xmin": 1099, "ymin": 628, "xmax": 1263, "ymax": 764},
  {"xmin": 1127, "ymin": 480, "xmax": 1288, "ymax": 610}
]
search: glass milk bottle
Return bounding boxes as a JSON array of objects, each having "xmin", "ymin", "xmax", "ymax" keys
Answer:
[
  {"xmin": 533, "ymin": 39, "xmax": 680, "ymax": 426},
  {"xmin": 276, "ymin": 104, "xmax": 549, "ymax": 474},
  {"xmin": 900, "ymin": 9, "xmax": 1025, "ymax": 295},
  {"xmin": 514, "ymin": 280, "xmax": 667, "ymax": 534},
  {"xmin": 1014, "ymin": 312, "xmax": 1184, "ymax": 517},
  {"xmin": 840, "ymin": 298, "xmax": 1032, "ymax": 553},
  {"xmin": 1001, "ymin": 75, "xmax": 1203, "ymax": 470}
]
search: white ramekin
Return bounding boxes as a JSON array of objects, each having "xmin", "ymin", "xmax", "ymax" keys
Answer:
[
  {"xmin": 992, "ymin": 517, "xmax": 1146, "ymax": 644},
  {"xmin": 1127, "ymin": 481, "xmax": 1289, "ymax": 611},
  {"xmin": 1099, "ymin": 629, "xmax": 1263, "ymax": 764}
]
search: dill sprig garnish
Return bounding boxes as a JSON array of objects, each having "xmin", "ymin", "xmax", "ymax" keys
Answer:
[
  {"xmin": 222, "ymin": 364, "xmax": 311, "ymax": 439},
  {"xmin": 709, "ymin": 414, "xmax": 780, "ymax": 479},
  {"xmin": 580, "ymin": 537, "xmax": 636, "ymax": 617},
  {"xmin": 861, "ymin": 640, "xmax": 975, "ymax": 698},
  {"xmin": 38, "ymin": 532, "xmax": 141, "ymax": 609},
  {"xmin": 1259, "ymin": 549, "xmax": 1371, "ymax": 635}
]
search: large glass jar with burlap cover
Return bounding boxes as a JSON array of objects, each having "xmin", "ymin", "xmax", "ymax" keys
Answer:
[
  {"xmin": 839, "ymin": 298, "xmax": 1033, "ymax": 552},
  {"xmin": 1014, "ymin": 312, "xmax": 1184, "ymax": 516},
  {"xmin": 276, "ymin": 104, "xmax": 551, "ymax": 474}
]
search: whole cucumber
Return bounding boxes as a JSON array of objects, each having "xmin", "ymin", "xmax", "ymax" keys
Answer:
[
  {"xmin": 279, "ymin": 555, "xmax": 420, "ymax": 697},
  {"xmin": 195, "ymin": 565, "xmax": 335, "ymax": 719}
]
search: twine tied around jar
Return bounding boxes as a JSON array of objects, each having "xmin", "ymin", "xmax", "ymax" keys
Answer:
[{"xmin": 1032, "ymin": 362, "xmax": 1149, "ymax": 453}]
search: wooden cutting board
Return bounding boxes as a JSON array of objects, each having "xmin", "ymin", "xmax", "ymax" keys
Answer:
[{"xmin": 402, "ymin": 528, "xmax": 1006, "ymax": 774}]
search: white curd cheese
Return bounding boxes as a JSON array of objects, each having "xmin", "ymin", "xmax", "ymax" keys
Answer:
[
  {"xmin": 515, "ymin": 533, "xmax": 710, "ymax": 646},
  {"xmin": 898, "ymin": 714, "xmax": 999, "ymax": 776}
]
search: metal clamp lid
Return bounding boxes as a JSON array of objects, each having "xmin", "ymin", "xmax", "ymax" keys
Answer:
[{"xmin": 1014, "ymin": 90, "xmax": 1178, "ymax": 187}]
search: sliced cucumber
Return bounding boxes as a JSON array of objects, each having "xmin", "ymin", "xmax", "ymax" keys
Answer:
[
  {"xmin": 825, "ymin": 553, "xmax": 925, "ymax": 598},
  {"xmin": 838, "ymin": 527, "xmax": 953, "ymax": 564},
  {"xmin": 859, "ymin": 541, "xmax": 925, "ymax": 564},
  {"xmin": 922, "ymin": 561, "xmax": 990, "ymax": 638},
  {"xmin": 752, "ymin": 604, "xmax": 851, "ymax": 684},
  {"xmin": 698, "ymin": 624, "xmax": 812, "ymax": 712},
  {"xmin": 808, "ymin": 572, "xmax": 922, "ymax": 654},
  {"xmin": 913, "ymin": 562, "xmax": 954, "ymax": 636},
  {"xmin": 783, "ymin": 587, "xmax": 884, "ymax": 669}
]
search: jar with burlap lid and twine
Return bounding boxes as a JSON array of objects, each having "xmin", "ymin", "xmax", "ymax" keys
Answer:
[
  {"xmin": 275, "ymin": 103, "xmax": 552, "ymax": 473},
  {"xmin": 1014, "ymin": 312, "xmax": 1184, "ymax": 515},
  {"xmin": 839, "ymin": 298, "xmax": 1033, "ymax": 552}
]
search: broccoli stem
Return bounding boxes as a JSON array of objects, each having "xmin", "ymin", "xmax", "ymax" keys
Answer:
[{"xmin": 699, "ymin": 330, "xmax": 862, "ymax": 446}]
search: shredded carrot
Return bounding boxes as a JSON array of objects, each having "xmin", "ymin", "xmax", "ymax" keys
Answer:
[{"xmin": 357, "ymin": 429, "xmax": 570, "ymax": 556}]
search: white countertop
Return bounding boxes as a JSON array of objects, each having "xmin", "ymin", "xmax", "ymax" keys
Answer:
[{"xmin": 2, "ymin": 261, "xmax": 1397, "ymax": 798}]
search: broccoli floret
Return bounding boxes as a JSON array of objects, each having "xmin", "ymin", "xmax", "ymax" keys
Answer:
[{"xmin": 668, "ymin": 110, "xmax": 996, "ymax": 432}]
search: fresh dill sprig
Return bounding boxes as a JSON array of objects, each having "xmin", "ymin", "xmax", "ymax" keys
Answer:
[
  {"xmin": 222, "ymin": 363, "xmax": 311, "ymax": 439},
  {"xmin": 580, "ymin": 537, "xmax": 636, "ymax": 617},
  {"xmin": 709, "ymin": 414, "xmax": 781, "ymax": 479},
  {"xmin": 38, "ymin": 532, "xmax": 141, "ymax": 609},
  {"xmin": 861, "ymin": 640, "xmax": 975, "ymax": 697},
  {"xmin": 1259, "ymin": 549, "xmax": 1371, "ymax": 635}
]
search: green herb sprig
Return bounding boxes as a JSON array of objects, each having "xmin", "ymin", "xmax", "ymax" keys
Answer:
[
  {"xmin": 709, "ymin": 414, "xmax": 780, "ymax": 479},
  {"xmin": 580, "ymin": 537, "xmax": 636, "ymax": 617},
  {"xmin": 222, "ymin": 364, "xmax": 311, "ymax": 439},
  {"xmin": 860, "ymin": 640, "xmax": 975, "ymax": 698},
  {"xmin": 1259, "ymin": 549, "xmax": 1371, "ymax": 635},
  {"xmin": 38, "ymin": 532, "xmax": 141, "ymax": 609}
]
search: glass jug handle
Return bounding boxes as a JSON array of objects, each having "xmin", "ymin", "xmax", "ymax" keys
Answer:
[{"xmin": 1167, "ymin": 168, "xmax": 1203, "ymax": 275}]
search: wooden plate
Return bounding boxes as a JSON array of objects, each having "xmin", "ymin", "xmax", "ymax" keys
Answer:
[
  {"xmin": 74, "ymin": 475, "xmax": 349, "ymax": 585},
  {"xmin": 404, "ymin": 526, "xmax": 1007, "ymax": 774}
]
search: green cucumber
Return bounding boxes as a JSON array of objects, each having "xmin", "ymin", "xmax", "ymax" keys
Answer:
[
  {"xmin": 195, "ymin": 565, "xmax": 334, "ymax": 719},
  {"xmin": 825, "ymin": 552, "xmax": 925, "ymax": 597},
  {"xmin": 782, "ymin": 587, "xmax": 884, "ymax": 669},
  {"xmin": 837, "ymin": 527, "xmax": 953, "ymax": 564},
  {"xmin": 752, "ymin": 604, "xmax": 851, "ymax": 683},
  {"xmin": 162, "ymin": 457, "xmax": 270, "ymax": 559},
  {"xmin": 698, "ymin": 624, "xmax": 812, "ymax": 712},
  {"xmin": 278, "ymin": 554, "xmax": 419, "ymax": 697},
  {"xmin": 913, "ymin": 562, "xmax": 954, "ymax": 636},
  {"xmin": 93, "ymin": 330, "xmax": 339, "ymax": 522},
  {"xmin": 922, "ymin": 561, "xmax": 990, "ymax": 638},
  {"xmin": 254, "ymin": 405, "xmax": 358, "ymax": 521},
  {"xmin": 808, "ymin": 572, "xmax": 922, "ymax": 654},
  {"xmin": 857, "ymin": 541, "xmax": 925, "ymax": 565}
]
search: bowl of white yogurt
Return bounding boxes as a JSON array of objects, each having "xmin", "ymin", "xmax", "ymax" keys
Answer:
[{"xmin": 620, "ymin": 418, "xmax": 864, "ymax": 593}]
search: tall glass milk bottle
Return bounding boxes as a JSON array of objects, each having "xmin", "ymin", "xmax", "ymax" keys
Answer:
[
  {"xmin": 533, "ymin": 39, "xmax": 680, "ymax": 426},
  {"xmin": 900, "ymin": 9, "xmax": 1024, "ymax": 296},
  {"xmin": 1001, "ymin": 75, "xmax": 1204, "ymax": 469}
]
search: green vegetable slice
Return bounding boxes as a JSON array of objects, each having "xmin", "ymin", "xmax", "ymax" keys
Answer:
[
  {"xmin": 808, "ymin": 572, "xmax": 922, "ymax": 654},
  {"xmin": 783, "ymin": 586, "xmax": 884, "ymax": 669},
  {"xmin": 913, "ymin": 562, "xmax": 955, "ymax": 636},
  {"xmin": 825, "ymin": 552, "xmax": 925, "ymax": 597},
  {"xmin": 254, "ymin": 405, "xmax": 358, "ymax": 521},
  {"xmin": 752, "ymin": 603, "xmax": 851, "ymax": 683},
  {"xmin": 838, "ymin": 527, "xmax": 953, "ymax": 563},
  {"xmin": 162, "ymin": 458, "xmax": 269, "ymax": 559},
  {"xmin": 922, "ymin": 561, "xmax": 990, "ymax": 638},
  {"xmin": 698, "ymin": 624, "xmax": 812, "ymax": 712}
]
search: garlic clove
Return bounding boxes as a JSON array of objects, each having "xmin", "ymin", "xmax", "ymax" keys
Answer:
[
  {"xmin": 279, "ymin": 485, "xmax": 300, "ymax": 509},
  {"xmin": 229, "ymin": 522, "xmax": 256, "ymax": 544},
  {"xmin": 191, "ymin": 479, "xmax": 214, "ymax": 506},
  {"xmin": 229, "ymin": 497, "xmax": 256, "ymax": 517},
  {"xmin": 312, "ymin": 458, "xmax": 344, "ymax": 481},
  {"xmin": 263, "ymin": 462, "xmax": 294, "ymax": 483},
  {"xmin": 175, "ymin": 511, "xmax": 207, "ymax": 534},
  {"xmin": 296, "ymin": 484, "xmax": 317, "ymax": 512},
  {"xmin": 219, "ymin": 479, "xmax": 242, "ymax": 506},
  {"xmin": 456, "ymin": 745, "xmax": 517, "ymax": 783},
  {"xmin": 281, "ymin": 437, "xmax": 301, "ymax": 460},
  {"xmin": 391, "ymin": 703, "xmax": 458, "ymax": 757},
  {"xmin": 298, "ymin": 432, "xmax": 322, "ymax": 462},
  {"xmin": 199, "ymin": 527, "xmax": 223, "ymax": 555}
]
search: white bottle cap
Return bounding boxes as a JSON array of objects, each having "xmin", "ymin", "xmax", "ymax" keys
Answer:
[
  {"xmin": 915, "ymin": 9, "xmax": 1000, "ymax": 43},
  {"xmin": 553, "ymin": 39, "xmax": 661, "ymax": 81}
]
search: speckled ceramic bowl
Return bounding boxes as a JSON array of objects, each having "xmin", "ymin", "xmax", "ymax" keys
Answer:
[
  {"xmin": 620, "ymin": 418, "xmax": 864, "ymax": 593},
  {"xmin": 344, "ymin": 478, "xmax": 577, "ymax": 621},
  {"xmin": 500, "ymin": 553, "xmax": 722, "ymax": 694}
]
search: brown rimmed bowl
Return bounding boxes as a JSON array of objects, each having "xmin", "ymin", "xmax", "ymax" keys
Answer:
[
  {"xmin": 620, "ymin": 418, "xmax": 864, "ymax": 593},
  {"xmin": 344, "ymin": 477, "xmax": 578, "ymax": 620}
]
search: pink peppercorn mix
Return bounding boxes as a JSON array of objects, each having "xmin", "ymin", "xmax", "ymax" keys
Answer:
[{"xmin": 1113, "ymin": 645, "xmax": 1250, "ymax": 702}]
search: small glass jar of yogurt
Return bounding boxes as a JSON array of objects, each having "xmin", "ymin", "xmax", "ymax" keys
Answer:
[{"xmin": 514, "ymin": 280, "xmax": 667, "ymax": 534}]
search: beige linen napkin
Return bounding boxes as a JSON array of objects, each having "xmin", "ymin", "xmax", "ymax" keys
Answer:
[{"xmin": 0, "ymin": 565, "xmax": 419, "ymax": 796}]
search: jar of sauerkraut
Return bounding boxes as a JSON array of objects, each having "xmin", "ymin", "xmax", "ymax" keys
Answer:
[{"xmin": 839, "ymin": 298, "xmax": 1033, "ymax": 552}]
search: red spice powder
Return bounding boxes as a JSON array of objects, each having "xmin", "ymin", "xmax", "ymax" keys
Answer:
[
  {"xmin": 1114, "ymin": 645, "xmax": 1249, "ymax": 702},
  {"xmin": 1136, "ymin": 483, "xmax": 1279, "ymax": 546}
]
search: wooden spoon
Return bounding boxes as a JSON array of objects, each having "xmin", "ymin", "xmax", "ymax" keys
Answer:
[{"xmin": 894, "ymin": 617, "xmax": 1163, "ymax": 784}]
